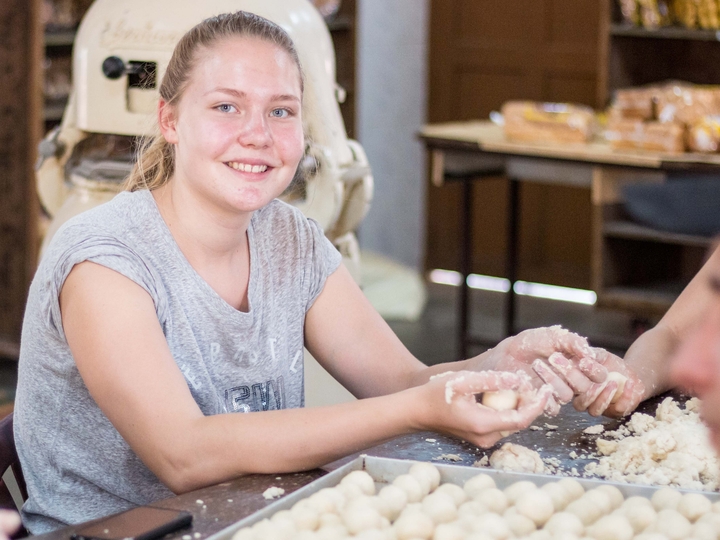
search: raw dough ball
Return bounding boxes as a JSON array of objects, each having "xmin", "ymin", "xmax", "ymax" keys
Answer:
[
  {"xmin": 464, "ymin": 534, "xmax": 496, "ymax": 540},
  {"xmin": 697, "ymin": 511, "xmax": 720, "ymax": 532},
  {"xmin": 618, "ymin": 500, "xmax": 657, "ymax": 533},
  {"xmin": 694, "ymin": 521, "xmax": 718, "ymax": 540},
  {"xmin": 393, "ymin": 474, "xmax": 424, "ymax": 503},
  {"xmin": 342, "ymin": 501, "xmax": 382, "ymax": 535},
  {"xmin": 586, "ymin": 514, "xmax": 634, "ymax": 540},
  {"xmin": 336, "ymin": 481, "xmax": 364, "ymax": 502},
  {"xmin": 393, "ymin": 509, "xmax": 434, "ymax": 539},
  {"xmin": 341, "ymin": 470, "xmax": 376, "ymax": 496},
  {"xmin": 306, "ymin": 491, "xmax": 338, "ymax": 514},
  {"xmin": 621, "ymin": 495, "xmax": 653, "ymax": 510},
  {"xmin": 271, "ymin": 509, "xmax": 294, "ymax": 523},
  {"xmin": 503, "ymin": 480, "xmax": 537, "ymax": 505},
  {"xmin": 316, "ymin": 524, "xmax": 349, "ymax": 540},
  {"xmin": 421, "ymin": 492, "xmax": 457, "ymax": 524},
  {"xmin": 525, "ymin": 531, "xmax": 552, "ymax": 540},
  {"xmin": 583, "ymin": 488, "xmax": 613, "ymax": 516},
  {"xmin": 319, "ymin": 512, "xmax": 342, "ymax": 527},
  {"xmin": 458, "ymin": 500, "xmax": 489, "ymax": 518},
  {"xmin": 557, "ymin": 478, "xmax": 585, "ymax": 501},
  {"xmin": 652, "ymin": 508, "xmax": 692, "ymax": 540},
  {"xmin": 503, "ymin": 507, "xmax": 537, "ymax": 536},
  {"xmin": 489, "ymin": 443, "xmax": 545, "ymax": 474},
  {"xmin": 595, "ymin": 484, "xmax": 624, "ymax": 509},
  {"xmin": 565, "ymin": 497, "xmax": 603, "ymax": 526},
  {"xmin": 292, "ymin": 532, "xmax": 317, "ymax": 540},
  {"xmin": 291, "ymin": 504, "xmax": 321, "ymax": 531},
  {"xmin": 712, "ymin": 500, "xmax": 720, "ymax": 513},
  {"xmin": 463, "ymin": 473, "xmax": 496, "ymax": 498},
  {"xmin": 230, "ymin": 528, "xmax": 254, "ymax": 540},
  {"xmin": 481, "ymin": 390, "xmax": 518, "ymax": 411},
  {"xmin": 434, "ymin": 483, "xmax": 468, "ymax": 506},
  {"xmin": 651, "ymin": 487, "xmax": 682, "ymax": 511},
  {"xmin": 466, "ymin": 512, "xmax": 511, "ymax": 539},
  {"xmin": 378, "ymin": 484, "xmax": 408, "ymax": 521},
  {"xmin": 409, "ymin": 462, "xmax": 442, "ymax": 493},
  {"xmin": 540, "ymin": 482, "xmax": 569, "ymax": 511},
  {"xmin": 606, "ymin": 371, "xmax": 629, "ymax": 403},
  {"xmin": 515, "ymin": 489, "xmax": 554, "ymax": 526},
  {"xmin": 543, "ymin": 512, "xmax": 585, "ymax": 536},
  {"xmin": 474, "ymin": 487, "xmax": 508, "ymax": 514},
  {"xmin": 432, "ymin": 522, "xmax": 466, "ymax": 540},
  {"xmin": 633, "ymin": 534, "xmax": 669, "ymax": 540},
  {"xmin": 677, "ymin": 492, "xmax": 712, "ymax": 522}
]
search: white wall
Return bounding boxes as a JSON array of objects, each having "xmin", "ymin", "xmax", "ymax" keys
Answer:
[{"xmin": 355, "ymin": 0, "xmax": 429, "ymax": 270}]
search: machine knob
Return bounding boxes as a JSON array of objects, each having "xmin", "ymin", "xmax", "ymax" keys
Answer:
[{"xmin": 102, "ymin": 56, "xmax": 126, "ymax": 79}]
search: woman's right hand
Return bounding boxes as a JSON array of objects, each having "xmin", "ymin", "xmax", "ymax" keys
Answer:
[{"xmin": 412, "ymin": 370, "xmax": 553, "ymax": 449}]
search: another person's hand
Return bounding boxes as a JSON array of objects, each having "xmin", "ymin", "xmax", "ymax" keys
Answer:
[
  {"xmin": 467, "ymin": 326, "xmax": 607, "ymax": 414},
  {"xmin": 572, "ymin": 347, "xmax": 646, "ymax": 418},
  {"xmin": 0, "ymin": 509, "xmax": 21, "ymax": 540},
  {"xmin": 414, "ymin": 370, "xmax": 553, "ymax": 449}
]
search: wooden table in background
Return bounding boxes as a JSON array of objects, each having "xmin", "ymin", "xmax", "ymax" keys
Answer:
[{"xmin": 419, "ymin": 121, "xmax": 720, "ymax": 358}]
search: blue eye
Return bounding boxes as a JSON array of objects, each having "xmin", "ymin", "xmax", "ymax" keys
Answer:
[
  {"xmin": 216, "ymin": 104, "xmax": 236, "ymax": 113},
  {"xmin": 271, "ymin": 108, "xmax": 290, "ymax": 118}
]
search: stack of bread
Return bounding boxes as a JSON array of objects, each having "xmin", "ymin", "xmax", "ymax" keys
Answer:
[
  {"xmin": 501, "ymin": 101, "xmax": 596, "ymax": 145},
  {"xmin": 618, "ymin": 0, "xmax": 720, "ymax": 30},
  {"xmin": 607, "ymin": 82, "xmax": 720, "ymax": 153}
]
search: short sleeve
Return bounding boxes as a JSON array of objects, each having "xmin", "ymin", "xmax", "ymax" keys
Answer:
[
  {"xmin": 304, "ymin": 218, "xmax": 343, "ymax": 311},
  {"xmin": 42, "ymin": 232, "xmax": 168, "ymax": 342}
]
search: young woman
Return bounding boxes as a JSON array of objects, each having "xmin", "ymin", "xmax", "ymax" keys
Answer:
[{"xmin": 14, "ymin": 11, "xmax": 633, "ymax": 533}]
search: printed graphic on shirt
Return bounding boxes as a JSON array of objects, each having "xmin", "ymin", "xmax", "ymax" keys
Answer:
[{"xmin": 225, "ymin": 376, "xmax": 286, "ymax": 413}]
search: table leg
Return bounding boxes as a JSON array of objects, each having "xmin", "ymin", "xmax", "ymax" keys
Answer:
[
  {"xmin": 458, "ymin": 176, "xmax": 472, "ymax": 359},
  {"xmin": 504, "ymin": 177, "xmax": 519, "ymax": 338}
]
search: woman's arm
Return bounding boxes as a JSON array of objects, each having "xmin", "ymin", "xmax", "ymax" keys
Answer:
[{"xmin": 61, "ymin": 262, "xmax": 548, "ymax": 495}]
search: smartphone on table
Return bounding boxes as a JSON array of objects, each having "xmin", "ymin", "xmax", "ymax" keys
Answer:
[{"xmin": 70, "ymin": 506, "xmax": 193, "ymax": 540}]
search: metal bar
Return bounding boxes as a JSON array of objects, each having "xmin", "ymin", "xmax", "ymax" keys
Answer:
[
  {"xmin": 504, "ymin": 177, "xmax": 520, "ymax": 337},
  {"xmin": 459, "ymin": 175, "xmax": 472, "ymax": 359}
]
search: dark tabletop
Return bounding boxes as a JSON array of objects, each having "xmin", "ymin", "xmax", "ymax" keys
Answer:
[{"xmin": 30, "ymin": 392, "xmax": 682, "ymax": 540}]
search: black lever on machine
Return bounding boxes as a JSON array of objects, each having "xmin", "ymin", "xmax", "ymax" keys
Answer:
[{"xmin": 101, "ymin": 56, "xmax": 144, "ymax": 79}]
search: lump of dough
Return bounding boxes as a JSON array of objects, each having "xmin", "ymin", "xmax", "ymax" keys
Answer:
[
  {"xmin": 340, "ymin": 470, "xmax": 376, "ymax": 496},
  {"xmin": 466, "ymin": 512, "xmax": 511, "ymax": 539},
  {"xmin": 432, "ymin": 522, "xmax": 466, "ymax": 540},
  {"xmin": 393, "ymin": 474, "xmax": 424, "ymax": 503},
  {"xmin": 409, "ymin": 462, "xmax": 442, "ymax": 493},
  {"xmin": 595, "ymin": 484, "xmax": 624, "ymax": 510},
  {"xmin": 421, "ymin": 492, "xmax": 457, "ymax": 524},
  {"xmin": 677, "ymin": 492, "xmax": 712, "ymax": 522},
  {"xmin": 434, "ymin": 483, "xmax": 468, "ymax": 506},
  {"xmin": 503, "ymin": 480, "xmax": 537, "ymax": 505},
  {"xmin": 618, "ymin": 500, "xmax": 657, "ymax": 534},
  {"xmin": 540, "ymin": 482, "xmax": 569, "ymax": 511},
  {"xmin": 290, "ymin": 504, "xmax": 321, "ymax": 531},
  {"xmin": 566, "ymin": 497, "xmax": 603, "ymax": 526},
  {"xmin": 606, "ymin": 371, "xmax": 628, "ymax": 403},
  {"xmin": 651, "ymin": 508, "xmax": 692, "ymax": 540},
  {"xmin": 503, "ymin": 506, "xmax": 537, "ymax": 536},
  {"xmin": 557, "ymin": 478, "xmax": 585, "ymax": 501},
  {"xmin": 543, "ymin": 512, "xmax": 585, "ymax": 536},
  {"xmin": 458, "ymin": 499, "xmax": 489, "ymax": 518},
  {"xmin": 587, "ymin": 514, "xmax": 634, "ymax": 540},
  {"xmin": 481, "ymin": 390, "xmax": 518, "ymax": 411},
  {"xmin": 463, "ymin": 473, "xmax": 496, "ymax": 498},
  {"xmin": 694, "ymin": 521, "xmax": 718, "ymax": 540},
  {"xmin": 489, "ymin": 443, "xmax": 545, "ymax": 474},
  {"xmin": 315, "ymin": 524, "xmax": 349, "ymax": 540},
  {"xmin": 393, "ymin": 508, "xmax": 434, "ymax": 539},
  {"xmin": 342, "ymin": 498, "xmax": 382, "ymax": 535},
  {"xmin": 474, "ymin": 487, "xmax": 508, "ymax": 514},
  {"xmin": 651, "ymin": 487, "xmax": 682, "ymax": 511},
  {"xmin": 515, "ymin": 489, "xmax": 554, "ymax": 526},
  {"xmin": 378, "ymin": 484, "xmax": 408, "ymax": 521},
  {"xmin": 583, "ymin": 488, "xmax": 612, "ymax": 516}
]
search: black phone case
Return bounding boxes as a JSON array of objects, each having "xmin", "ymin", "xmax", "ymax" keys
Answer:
[{"xmin": 70, "ymin": 509, "xmax": 192, "ymax": 540}]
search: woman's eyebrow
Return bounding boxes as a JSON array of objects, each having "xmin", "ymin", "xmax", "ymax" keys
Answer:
[{"xmin": 204, "ymin": 87, "xmax": 246, "ymax": 97}]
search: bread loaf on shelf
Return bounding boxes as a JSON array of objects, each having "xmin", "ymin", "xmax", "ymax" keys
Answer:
[
  {"xmin": 606, "ymin": 119, "xmax": 686, "ymax": 154},
  {"xmin": 501, "ymin": 101, "xmax": 596, "ymax": 145}
]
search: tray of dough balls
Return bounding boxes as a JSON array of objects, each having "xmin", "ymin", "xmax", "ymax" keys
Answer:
[{"xmin": 210, "ymin": 455, "xmax": 720, "ymax": 540}]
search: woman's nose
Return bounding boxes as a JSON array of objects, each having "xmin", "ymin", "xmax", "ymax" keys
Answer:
[{"xmin": 238, "ymin": 109, "xmax": 271, "ymax": 147}]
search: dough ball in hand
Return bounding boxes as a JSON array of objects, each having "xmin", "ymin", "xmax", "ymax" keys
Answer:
[{"xmin": 481, "ymin": 390, "xmax": 519, "ymax": 411}]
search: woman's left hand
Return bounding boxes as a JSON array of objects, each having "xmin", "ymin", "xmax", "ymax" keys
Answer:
[{"xmin": 465, "ymin": 326, "xmax": 608, "ymax": 415}]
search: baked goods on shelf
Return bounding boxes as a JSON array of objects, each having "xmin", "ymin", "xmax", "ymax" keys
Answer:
[{"xmin": 501, "ymin": 101, "xmax": 596, "ymax": 145}]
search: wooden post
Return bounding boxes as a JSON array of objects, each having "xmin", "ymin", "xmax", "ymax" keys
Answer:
[{"xmin": 0, "ymin": 0, "xmax": 42, "ymax": 355}]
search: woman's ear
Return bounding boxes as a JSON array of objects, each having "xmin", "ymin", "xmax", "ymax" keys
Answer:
[{"xmin": 158, "ymin": 99, "xmax": 179, "ymax": 144}]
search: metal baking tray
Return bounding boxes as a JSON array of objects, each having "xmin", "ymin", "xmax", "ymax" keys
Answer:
[{"xmin": 206, "ymin": 455, "xmax": 720, "ymax": 540}]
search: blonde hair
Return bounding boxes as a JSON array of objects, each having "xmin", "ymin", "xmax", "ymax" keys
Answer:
[{"xmin": 124, "ymin": 11, "xmax": 304, "ymax": 192}]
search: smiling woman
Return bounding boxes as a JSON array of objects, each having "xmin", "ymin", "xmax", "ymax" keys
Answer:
[{"xmin": 14, "ymin": 9, "xmax": 623, "ymax": 536}]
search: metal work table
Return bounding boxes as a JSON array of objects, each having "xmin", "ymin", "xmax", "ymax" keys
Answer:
[
  {"xmin": 418, "ymin": 121, "xmax": 720, "ymax": 358},
  {"xmin": 31, "ymin": 392, "xmax": 680, "ymax": 540}
]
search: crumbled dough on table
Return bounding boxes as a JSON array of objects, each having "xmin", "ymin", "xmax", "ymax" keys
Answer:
[
  {"xmin": 432, "ymin": 453, "xmax": 463, "ymax": 462},
  {"xmin": 489, "ymin": 442, "xmax": 545, "ymax": 473},
  {"xmin": 583, "ymin": 424, "xmax": 605, "ymax": 435},
  {"xmin": 585, "ymin": 397, "xmax": 720, "ymax": 491},
  {"xmin": 262, "ymin": 486, "xmax": 285, "ymax": 500}
]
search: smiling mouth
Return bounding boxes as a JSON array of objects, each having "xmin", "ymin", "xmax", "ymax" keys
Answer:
[{"xmin": 226, "ymin": 161, "xmax": 269, "ymax": 173}]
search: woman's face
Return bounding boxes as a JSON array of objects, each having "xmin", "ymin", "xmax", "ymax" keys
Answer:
[{"xmin": 160, "ymin": 36, "xmax": 304, "ymax": 215}]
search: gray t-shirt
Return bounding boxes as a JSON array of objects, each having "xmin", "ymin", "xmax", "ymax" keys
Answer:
[{"xmin": 14, "ymin": 189, "xmax": 342, "ymax": 534}]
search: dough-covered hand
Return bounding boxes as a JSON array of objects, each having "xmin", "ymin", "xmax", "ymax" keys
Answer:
[
  {"xmin": 416, "ymin": 370, "xmax": 553, "ymax": 449},
  {"xmin": 470, "ymin": 326, "xmax": 607, "ymax": 413},
  {"xmin": 572, "ymin": 347, "xmax": 646, "ymax": 418}
]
